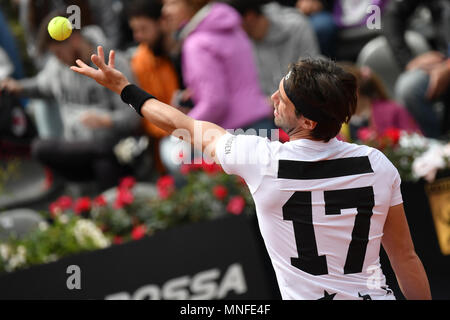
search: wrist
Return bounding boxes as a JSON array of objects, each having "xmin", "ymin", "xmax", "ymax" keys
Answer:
[
  {"xmin": 120, "ymin": 84, "xmax": 157, "ymax": 117},
  {"xmin": 118, "ymin": 81, "xmax": 131, "ymax": 95}
]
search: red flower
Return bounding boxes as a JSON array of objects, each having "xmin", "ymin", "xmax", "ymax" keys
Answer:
[
  {"xmin": 74, "ymin": 197, "xmax": 91, "ymax": 215},
  {"xmin": 57, "ymin": 196, "xmax": 73, "ymax": 211},
  {"xmin": 201, "ymin": 161, "xmax": 222, "ymax": 175},
  {"xmin": 131, "ymin": 225, "xmax": 147, "ymax": 240},
  {"xmin": 357, "ymin": 127, "xmax": 376, "ymax": 142},
  {"xmin": 49, "ymin": 202, "xmax": 62, "ymax": 218},
  {"xmin": 383, "ymin": 128, "xmax": 401, "ymax": 145},
  {"xmin": 213, "ymin": 185, "xmax": 228, "ymax": 200},
  {"xmin": 114, "ymin": 187, "xmax": 134, "ymax": 209},
  {"xmin": 119, "ymin": 176, "xmax": 136, "ymax": 190},
  {"xmin": 180, "ymin": 164, "xmax": 190, "ymax": 175},
  {"xmin": 226, "ymin": 196, "xmax": 246, "ymax": 215},
  {"xmin": 113, "ymin": 236, "xmax": 123, "ymax": 245},
  {"xmin": 157, "ymin": 175, "xmax": 175, "ymax": 199},
  {"xmin": 93, "ymin": 195, "xmax": 107, "ymax": 207}
]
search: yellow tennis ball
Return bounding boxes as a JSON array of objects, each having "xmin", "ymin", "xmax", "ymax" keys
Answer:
[{"xmin": 48, "ymin": 16, "xmax": 73, "ymax": 41}]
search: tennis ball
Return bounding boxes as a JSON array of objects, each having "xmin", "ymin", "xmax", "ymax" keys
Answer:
[{"xmin": 48, "ymin": 16, "xmax": 73, "ymax": 41}]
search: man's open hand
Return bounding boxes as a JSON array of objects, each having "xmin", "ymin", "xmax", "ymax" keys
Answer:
[{"xmin": 70, "ymin": 46, "xmax": 130, "ymax": 95}]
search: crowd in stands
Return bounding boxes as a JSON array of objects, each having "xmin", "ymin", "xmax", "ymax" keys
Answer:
[{"xmin": 0, "ymin": 0, "xmax": 449, "ymax": 195}]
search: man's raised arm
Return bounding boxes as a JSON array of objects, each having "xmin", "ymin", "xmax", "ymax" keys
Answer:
[{"xmin": 70, "ymin": 46, "xmax": 226, "ymax": 159}]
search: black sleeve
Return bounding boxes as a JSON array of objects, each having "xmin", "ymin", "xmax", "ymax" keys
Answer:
[{"xmin": 382, "ymin": 0, "xmax": 423, "ymax": 69}]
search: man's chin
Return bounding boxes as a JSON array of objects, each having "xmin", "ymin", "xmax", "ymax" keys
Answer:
[
  {"xmin": 276, "ymin": 122, "xmax": 292, "ymax": 135},
  {"xmin": 274, "ymin": 119, "xmax": 284, "ymax": 130}
]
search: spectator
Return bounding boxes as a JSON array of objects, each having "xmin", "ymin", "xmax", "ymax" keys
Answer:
[
  {"xmin": 0, "ymin": 47, "xmax": 14, "ymax": 80},
  {"xmin": 384, "ymin": 0, "xmax": 450, "ymax": 138},
  {"xmin": 88, "ymin": 0, "xmax": 125, "ymax": 50},
  {"xmin": 0, "ymin": 9, "xmax": 25, "ymax": 80},
  {"xmin": 16, "ymin": 0, "xmax": 101, "ymax": 139},
  {"xmin": 127, "ymin": 0, "xmax": 180, "ymax": 173},
  {"xmin": 0, "ymin": 11, "xmax": 140, "ymax": 191},
  {"xmin": 162, "ymin": 0, "xmax": 272, "ymax": 131},
  {"xmin": 296, "ymin": 0, "xmax": 336, "ymax": 58},
  {"xmin": 17, "ymin": 0, "xmax": 95, "ymax": 67},
  {"xmin": 17, "ymin": 0, "xmax": 124, "ymax": 64},
  {"xmin": 225, "ymin": 0, "xmax": 320, "ymax": 97},
  {"xmin": 338, "ymin": 63, "xmax": 422, "ymax": 142},
  {"xmin": 333, "ymin": 0, "xmax": 387, "ymax": 28}
]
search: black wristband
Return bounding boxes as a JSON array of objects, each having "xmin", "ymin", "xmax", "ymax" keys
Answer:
[{"xmin": 120, "ymin": 84, "xmax": 157, "ymax": 117}]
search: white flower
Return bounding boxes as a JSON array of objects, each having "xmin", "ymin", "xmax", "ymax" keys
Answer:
[
  {"xmin": 6, "ymin": 245, "xmax": 27, "ymax": 271},
  {"xmin": 114, "ymin": 137, "xmax": 134, "ymax": 164},
  {"xmin": 443, "ymin": 143, "xmax": 450, "ymax": 158},
  {"xmin": 73, "ymin": 219, "xmax": 110, "ymax": 249},
  {"xmin": 412, "ymin": 145, "xmax": 446, "ymax": 182},
  {"xmin": 399, "ymin": 132, "xmax": 429, "ymax": 150},
  {"xmin": 58, "ymin": 214, "xmax": 70, "ymax": 224},
  {"xmin": 114, "ymin": 136, "xmax": 149, "ymax": 164},
  {"xmin": 38, "ymin": 221, "xmax": 49, "ymax": 232},
  {"xmin": 0, "ymin": 244, "xmax": 11, "ymax": 260}
]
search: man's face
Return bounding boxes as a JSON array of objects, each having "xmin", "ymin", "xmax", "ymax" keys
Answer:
[
  {"xmin": 48, "ymin": 41, "xmax": 77, "ymax": 66},
  {"xmin": 129, "ymin": 16, "xmax": 161, "ymax": 47},
  {"xmin": 271, "ymin": 80, "xmax": 300, "ymax": 133},
  {"xmin": 162, "ymin": 0, "xmax": 193, "ymax": 31}
]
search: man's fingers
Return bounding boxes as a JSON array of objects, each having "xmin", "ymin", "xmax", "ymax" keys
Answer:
[
  {"xmin": 72, "ymin": 59, "xmax": 97, "ymax": 77},
  {"xmin": 91, "ymin": 54, "xmax": 108, "ymax": 71},
  {"xmin": 70, "ymin": 66, "xmax": 88, "ymax": 76},
  {"xmin": 98, "ymin": 46, "xmax": 105, "ymax": 62},
  {"xmin": 70, "ymin": 66, "xmax": 85, "ymax": 75},
  {"xmin": 70, "ymin": 65, "xmax": 96, "ymax": 79},
  {"xmin": 108, "ymin": 50, "xmax": 115, "ymax": 69},
  {"xmin": 75, "ymin": 59, "xmax": 89, "ymax": 68}
]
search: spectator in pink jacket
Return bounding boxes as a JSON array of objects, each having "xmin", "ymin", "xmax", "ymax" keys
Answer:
[
  {"xmin": 339, "ymin": 63, "xmax": 422, "ymax": 141},
  {"xmin": 163, "ymin": 0, "xmax": 273, "ymax": 131}
]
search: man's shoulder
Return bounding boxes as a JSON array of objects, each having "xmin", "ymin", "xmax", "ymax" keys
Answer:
[
  {"xmin": 353, "ymin": 143, "xmax": 398, "ymax": 173},
  {"xmin": 343, "ymin": 141, "xmax": 387, "ymax": 158},
  {"xmin": 218, "ymin": 133, "xmax": 282, "ymax": 159}
]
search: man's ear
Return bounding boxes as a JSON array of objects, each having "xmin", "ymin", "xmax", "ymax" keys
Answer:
[{"xmin": 300, "ymin": 116, "xmax": 318, "ymax": 130}]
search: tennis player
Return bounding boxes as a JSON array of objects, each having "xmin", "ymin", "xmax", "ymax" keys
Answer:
[{"xmin": 71, "ymin": 46, "xmax": 431, "ymax": 300}]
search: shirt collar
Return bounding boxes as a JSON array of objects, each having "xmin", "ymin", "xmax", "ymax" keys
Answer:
[{"xmin": 288, "ymin": 137, "xmax": 340, "ymax": 150}]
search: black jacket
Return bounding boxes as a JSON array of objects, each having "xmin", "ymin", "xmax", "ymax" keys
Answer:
[{"xmin": 383, "ymin": 0, "xmax": 450, "ymax": 69}]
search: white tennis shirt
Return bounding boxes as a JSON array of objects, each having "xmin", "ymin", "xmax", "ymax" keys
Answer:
[{"xmin": 216, "ymin": 133, "xmax": 402, "ymax": 300}]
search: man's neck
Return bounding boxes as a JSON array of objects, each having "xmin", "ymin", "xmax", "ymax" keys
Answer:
[{"xmin": 287, "ymin": 128, "xmax": 321, "ymax": 142}]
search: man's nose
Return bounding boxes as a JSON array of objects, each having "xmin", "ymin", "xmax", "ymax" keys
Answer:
[{"xmin": 270, "ymin": 92, "xmax": 278, "ymax": 105}]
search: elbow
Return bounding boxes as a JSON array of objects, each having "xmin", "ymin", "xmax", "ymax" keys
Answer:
[{"xmin": 389, "ymin": 249, "xmax": 419, "ymax": 270}]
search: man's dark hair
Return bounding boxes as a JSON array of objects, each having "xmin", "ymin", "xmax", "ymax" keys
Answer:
[
  {"xmin": 285, "ymin": 58, "xmax": 357, "ymax": 142},
  {"xmin": 222, "ymin": 0, "xmax": 271, "ymax": 15},
  {"xmin": 126, "ymin": 0, "xmax": 163, "ymax": 20}
]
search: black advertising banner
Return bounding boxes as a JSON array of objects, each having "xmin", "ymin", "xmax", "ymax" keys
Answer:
[{"xmin": 0, "ymin": 214, "xmax": 281, "ymax": 300}]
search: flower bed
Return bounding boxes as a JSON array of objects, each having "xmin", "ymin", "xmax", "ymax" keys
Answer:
[
  {"xmin": 0, "ymin": 160, "xmax": 254, "ymax": 274},
  {"xmin": 354, "ymin": 128, "xmax": 450, "ymax": 182}
]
